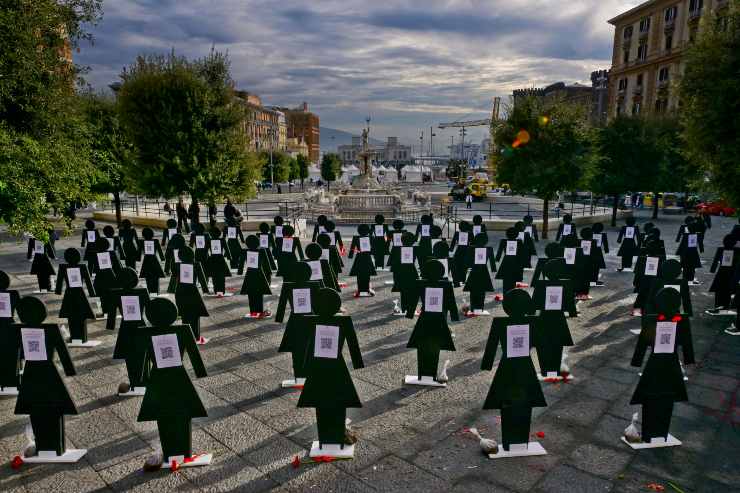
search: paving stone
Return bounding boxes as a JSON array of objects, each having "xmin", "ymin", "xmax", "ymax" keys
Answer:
[
  {"xmin": 566, "ymin": 443, "xmax": 632, "ymax": 479},
  {"xmin": 535, "ymin": 464, "xmax": 613, "ymax": 493}
]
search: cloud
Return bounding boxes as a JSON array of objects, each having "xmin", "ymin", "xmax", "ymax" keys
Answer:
[{"xmin": 77, "ymin": 0, "xmax": 641, "ymax": 146}]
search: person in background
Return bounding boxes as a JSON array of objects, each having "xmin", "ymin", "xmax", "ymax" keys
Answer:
[
  {"xmin": 465, "ymin": 191, "xmax": 473, "ymax": 210},
  {"xmin": 176, "ymin": 198, "xmax": 190, "ymax": 233},
  {"xmin": 224, "ymin": 198, "xmax": 238, "ymax": 224},
  {"xmin": 208, "ymin": 201, "xmax": 218, "ymax": 229},
  {"xmin": 188, "ymin": 199, "xmax": 200, "ymax": 232}
]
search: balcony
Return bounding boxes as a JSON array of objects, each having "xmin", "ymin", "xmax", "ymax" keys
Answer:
[
  {"xmin": 639, "ymin": 29, "xmax": 650, "ymax": 40},
  {"xmin": 664, "ymin": 18, "xmax": 675, "ymax": 33},
  {"xmin": 688, "ymin": 9, "xmax": 702, "ymax": 23},
  {"xmin": 633, "ymin": 85, "xmax": 643, "ymax": 95}
]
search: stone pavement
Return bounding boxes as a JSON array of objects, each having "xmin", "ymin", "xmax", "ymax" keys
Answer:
[{"xmin": 0, "ymin": 212, "xmax": 738, "ymax": 493}]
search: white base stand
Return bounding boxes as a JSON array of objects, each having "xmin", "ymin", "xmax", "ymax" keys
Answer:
[
  {"xmin": 621, "ymin": 434, "xmax": 681, "ymax": 449},
  {"xmin": 68, "ymin": 339, "xmax": 102, "ymax": 348},
  {"xmin": 281, "ymin": 378, "xmax": 306, "ymax": 388},
  {"xmin": 630, "ymin": 329, "xmax": 642, "ymax": 335},
  {"xmin": 466, "ymin": 309, "xmax": 490, "ymax": 317},
  {"xmin": 392, "ymin": 311, "xmax": 405, "ymax": 316},
  {"xmin": 488, "ymin": 442, "xmax": 547, "ymax": 459},
  {"xmin": 270, "ymin": 284, "xmax": 280, "ymax": 289},
  {"xmin": 384, "ymin": 281, "xmax": 394, "ymax": 285},
  {"xmin": 404, "ymin": 375, "xmax": 447, "ymax": 387},
  {"xmin": 24, "ymin": 449, "xmax": 88, "ymax": 463},
  {"xmin": 162, "ymin": 453, "xmax": 213, "ymax": 469},
  {"xmin": 358, "ymin": 291, "xmax": 375, "ymax": 297},
  {"xmin": 0, "ymin": 387, "xmax": 19, "ymax": 396},
  {"xmin": 155, "ymin": 293, "xmax": 171, "ymax": 298},
  {"xmin": 309, "ymin": 442, "xmax": 355, "ymax": 459},
  {"xmin": 538, "ymin": 372, "xmax": 574, "ymax": 382},
  {"xmin": 32, "ymin": 290, "xmax": 51, "ymax": 295},
  {"xmin": 706, "ymin": 309, "xmax": 737, "ymax": 317},
  {"xmin": 206, "ymin": 292, "xmax": 234, "ymax": 298},
  {"xmin": 118, "ymin": 387, "xmax": 146, "ymax": 397}
]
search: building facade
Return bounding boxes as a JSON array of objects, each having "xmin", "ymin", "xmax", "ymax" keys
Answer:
[
  {"xmin": 338, "ymin": 136, "xmax": 412, "ymax": 166},
  {"xmin": 286, "ymin": 136, "xmax": 309, "ymax": 159},
  {"xmin": 236, "ymin": 91, "xmax": 281, "ymax": 152},
  {"xmin": 512, "ymin": 81, "xmax": 598, "ymax": 123},
  {"xmin": 606, "ymin": 0, "xmax": 728, "ymax": 118},
  {"xmin": 276, "ymin": 102, "xmax": 320, "ymax": 164}
]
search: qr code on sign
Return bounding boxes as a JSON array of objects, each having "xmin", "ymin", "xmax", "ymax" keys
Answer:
[
  {"xmin": 660, "ymin": 333, "xmax": 672, "ymax": 345},
  {"xmin": 429, "ymin": 296, "xmax": 439, "ymax": 305},
  {"xmin": 159, "ymin": 346, "xmax": 174, "ymax": 360},
  {"xmin": 28, "ymin": 341, "xmax": 40, "ymax": 353},
  {"xmin": 0, "ymin": 302, "xmax": 5, "ymax": 311},
  {"xmin": 297, "ymin": 297, "xmax": 306, "ymax": 306},
  {"xmin": 549, "ymin": 295, "xmax": 559, "ymax": 304},
  {"xmin": 126, "ymin": 305, "xmax": 136, "ymax": 314},
  {"xmin": 512, "ymin": 337, "xmax": 524, "ymax": 349},
  {"xmin": 320, "ymin": 337, "xmax": 333, "ymax": 350}
]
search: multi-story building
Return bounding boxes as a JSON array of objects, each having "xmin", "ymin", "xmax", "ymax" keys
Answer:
[
  {"xmin": 286, "ymin": 136, "xmax": 309, "ymax": 159},
  {"xmin": 236, "ymin": 91, "xmax": 281, "ymax": 152},
  {"xmin": 275, "ymin": 103, "xmax": 320, "ymax": 164},
  {"xmin": 591, "ymin": 70, "xmax": 610, "ymax": 125},
  {"xmin": 606, "ymin": 0, "xmax": 729, "ymax": 118},
  {"xmin": 513, "ymin": 82, "xmax": 596, "ymax": 123},
  {"xmin": 338, "ymin": 136, "xmax": 412, "ymax": 166}
]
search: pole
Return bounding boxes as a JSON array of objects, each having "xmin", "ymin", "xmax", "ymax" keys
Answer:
[
  {"xmin": 270, "ymin": 128, "xmax": 274, "ymax": 187},
  {"xmin": 430, "ymin": 126, "xmax": 433, "ymax": 157}
]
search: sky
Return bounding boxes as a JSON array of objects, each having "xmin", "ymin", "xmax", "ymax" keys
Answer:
[{"xmin": 77, "ymin": 0, "xmax": 641, "ymax": 152}]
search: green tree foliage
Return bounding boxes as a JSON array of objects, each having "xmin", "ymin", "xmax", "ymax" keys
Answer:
[
  {"xmin": 296, "ymin": 153, "xmax": 310, "ymax": 188},
  {"xmin": 0, "ymin": 0, "xmax": 102, "ymax": 239},
  {"xmin": 679, "ymin": 5, "xmax": 740, "ymax": 207},
  {"xmin": 117, "ymin": 49, "xmax": 260, "ymax": 203},
  {"xmin": 260, "ymin": 150, "xmax": 291, "ymax": 183},
  {"xmin": 494, "ymin": 97, "xmax": 590, "ymax": 238},
  {"xmin": 321, "ymin": 153, "xmax": 343, "ymax": 190}
]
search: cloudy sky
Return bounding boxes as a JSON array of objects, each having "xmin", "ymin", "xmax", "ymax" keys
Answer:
[{"xmin": 77, "ymin": 0, "xmax": 640, "ymax": 151}]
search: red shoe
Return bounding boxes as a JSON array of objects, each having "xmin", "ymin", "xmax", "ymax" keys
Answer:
[
  {"xmin": 494, "ymin": 294, "xmax": 504, "ymax": 301},
  {"xmin": 259, "ymin": 310, "xmax": 272, "ymax": 319},
  {"xmin": 353, "ymin": 291, "xmax": 360, "ymax": 298}
]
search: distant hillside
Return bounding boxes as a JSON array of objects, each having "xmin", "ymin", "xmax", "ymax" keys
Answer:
[{"xmin": 320, "ymin": 127, "xmax": 383, "ymax": 152}]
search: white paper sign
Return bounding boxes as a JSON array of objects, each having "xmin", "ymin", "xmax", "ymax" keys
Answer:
[
  {"xmin": 458, "ymin": 232, "xmax": 469, "ymax": 246},
  {"xmin": 259, "ymin": 234, "xmax": 269, "ymax": 248},
  {"xmin": 321, "ymin": 249, "xmax": 329, "ymax": 260},
  {"xmin": 564, "ymin": 248, "xmax": 576, "ymax": 265},
  {"xmin": 67, "ymin": 267, "xmax": 82, "ymax": 288},
  {"xmin": 86, "ymin": 230, "xmax": 96, "ymax": 243},
  {"xmin": 654, "ymin": 321, "xmax": 677, "ymax": 354},
  {"xmin": 421, "ymin": 225, "xmax": 430, "ymax": 237},
  {"xmin": 545, "ymin": 286, "xmax": 563, "ymax": 311},
  {"xmin": 121, "ymin": 295, "xmax": 142, "ymax": 321},
  {"xmin": 687, "ymin": 234, "xmax": 698, "ymax": 248},
  {"xmin": 246, "ymin": 251, "xmax": 259, "ymax": 269},
  {"xmin": 439, "ymin": 258, "xmax": 449, "ymax": 279},
  {"xmin": 506, "ymin": 324, "xmax": 530, "ymax": 358},
  {"xmin": 375, "ymin": 225, "xmax": 385, "ymax": 237},
  {"xmin": 393, "ymin": 233, "xmax": 402, "ymax": 246},
  {"xmin": 275, "ymin": 225, "xmax": 283, "ymax": 238},
  {"xmin": 505, "ymin": 241, "xmax": 517, "ymax": 256},
  {"xmin": 318, "ymin": 226, "xmax": 326, "ymax": 234},
  {"xmin": 473, "ymin": 225, "xmax": 482, "ymax": 236},
  {"xmin": 282, "ymin": 237, "xmax": 294, "ymax": 253},
  {"xmin": 314, "ymin": 325, "xmax": 340, "ymax": 359},
  {"xmin": 475, "ymin": 248, "xmax": 487, "ymax": 265},
  {"xmin": 401, "ymin": 247, "xmax": 413, "ymax": 264},
  {"xmin": 594, "ymin": 233, "xmax": 603, "ymax": 247},
  {"xmin": 517, "ymin": 232, "xmax": 525, "ymax": 241},
  {"xmin": 293, "ymin": 288, "xmax": 312, "ymax": 314},
  {"xmin": 97, "ymin": 252, "xmax": 112, "ymax": 270},
  {"xmin": 152, "ymin": 334, "xmax": 182, "ymax": 369},
  {"xmin": 563, "ymin": 224, "xmax": 572, "ymax": 236},
  {"xmin": 0, "ymin": 293, "xmax": 11, "ymax": 318},
  {"xmin": 21, "ymin": 328, "xmax": 47, "ymax": 362},
  {"xmin": 308, "ymin": 260, "xmax": 322, "ymax": 280},
  {"xmin": 144, "ymin": 241, "xmax": 155, "ymax": 255},
  {"xmin": 196, "ymin": 236, "xmax": 206, "ymax": 249},
  {"xmin": 210, "ymin": 240, "xmax": 222, "ymax": 254},
  {"xmin": 180, "ymin": 263, "xmax": 194, "ymax": 284},
  {"xmin": 721, "ymin": 250, "xmax": 734, "ymax": 267},
  {"xmin": 625, "ymin": 227, "xmax": 635, "ymax": 239},
  {"xmin": 525, "ymin": 226, "xmax": 533, "ymax": 235},
  {"xmin": 581, "ymin": 240, "xmax": 592, "ymax": 256},
  {"xmin": 645, "ymin": 257, "xmax": 659, "ymax": 276},
  {"xmin": 168, "ymin": 228, "xmax": 177, "ymax": 238},
  {"xmin": 107, "ymin": 238, "xmax": 114, "ymax": 251},
  {"xmin": 173, "ymin": 249, "xmax": 181, "ymax": 264},
  {"xmin": 227, "ymin": 227, "xmax": 237, "ymax": 239},
  {"xmin": 424, "ymin": 287, "xmax": 443, "ymax": 313},
  {"xmin": 34, "ymin": 241, "xmax": 45, "ymax": 254},
  {"xmin": 359, "ymin": 237, "xmax": 371, "ymax": 252},
  {"xmin": 329, "ymin": 233, "xmax": 336, "ymax": 246}
]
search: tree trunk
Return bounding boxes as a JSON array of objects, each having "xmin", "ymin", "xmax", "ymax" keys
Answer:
[
  {"xmin": 542, "ymin": 198, "xmax": 550, "ymax": 239},
  {"xmin": 652, "ymin": 191, "xmax": 659, "ymax": 219},
  {"xmin": 611, "ymin": 194, "xmax": 619, "ymax": 226},
  {"xmin": 113, "ymin": 190, "xmax": 122, "ymax": 227}
]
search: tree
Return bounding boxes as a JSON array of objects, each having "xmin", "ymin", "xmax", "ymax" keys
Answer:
[
  {"xmin": 296, "ymin": 154, "xmax": 310, "ymax": 189},
  {"xmin": 678, "ymin": 5, "xmax": 740, "ymax": 207},
  {"xmin": 493, "ymin": 97, "xmax": 590, "ymax": 238},
  {"xmin": 80, "ymin": 92, "xmax": 136, "ymax": 226},
  {"xmin": 260, "ymin": 150, "xmax": 291, "ymax": 184},
  {"xmin": 0, "ymin": 0, "xmax": 102, "ymax": 239},
  {"xmin": 117, "ymin": 49, "xmax": 260, "ymax": 204},
  {"xmin": 321, "ymin": 153, "xmax": 342, "ymax": 190},
  {"xmin": 588, "ymin": 116, "xmax": 662, "ymax": 225}
]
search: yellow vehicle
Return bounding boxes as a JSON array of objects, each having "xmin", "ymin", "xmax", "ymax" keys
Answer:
[
  {"xmin": 642, "ymin": 192, "xmax": 678, "ymax": 209},
  {"xmin": 469, "ymin": 182, "xmax": 488, "ymax": 200}
]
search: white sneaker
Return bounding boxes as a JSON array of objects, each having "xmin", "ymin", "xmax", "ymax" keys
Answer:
[{"xmin": 725, "ymin": 324, "xmax": 739, "ymax": 336}]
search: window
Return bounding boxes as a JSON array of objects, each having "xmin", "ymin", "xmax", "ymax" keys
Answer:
[
  {"xmin": 624, "ymin": 26, "xmax": 633, "ymax": 39},
  {"xmin": 632, "ymin": 102, "xmax": 641, "ymax": 115},
  {"xmin": 637, "ymin": 42, "xmax": 648, "ymax": 60},
  {"xmin": 655, "ymin": 99, "xmax": 668, "ymax": 113},
  {"xmin": 639, "ymin": 16, "xmax": 651, "ymax": 32},
  {"xmin": 618, "ymin": 78, "xmax": 628, "ymax": 91},
  {"xmin": 664, "ymin": 6, "xmax": 677, "ymax": 22},
  {"xmin": 689, "ymin": 0, "xmax": 703, "ymax": 13},
  {"xmin": 623, "ymin": 49, "xmax": 630, "ymax": 63},
  {"xmin": 659, "ymin": 67, "xmax": 670, "ymax": 82},
  {"xmin": 665, "ymin": 34, "xmax": 673, "ymax": 50},
  {"xmin": 636, "ymin": 74, "xmax": 644, "ymax": 86}
]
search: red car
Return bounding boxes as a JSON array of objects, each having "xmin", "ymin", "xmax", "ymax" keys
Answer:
[{"xmin": 697, "ymin": 200, "xmax": 736, "ymax": 216}]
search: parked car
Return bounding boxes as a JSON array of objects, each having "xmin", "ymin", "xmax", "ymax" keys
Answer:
[{"xmin": 696, "ymin": 200, "xmax": 736, "ymax": 216}]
